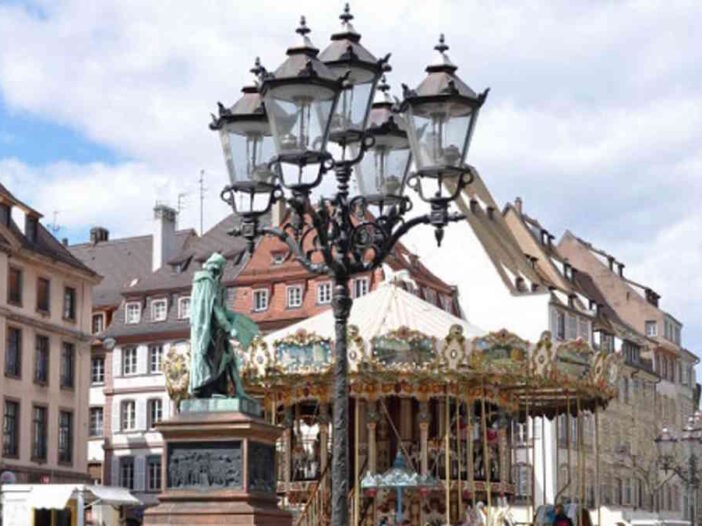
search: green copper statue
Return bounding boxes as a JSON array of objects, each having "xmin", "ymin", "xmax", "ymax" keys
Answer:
[{"xmin": 188, "ymin": 253, "xmax": 258, "ymax": 398}]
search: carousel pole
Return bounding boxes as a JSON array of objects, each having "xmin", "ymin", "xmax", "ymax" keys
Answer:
[
  {"xmin": 555, "ymin": 406, "xmax": 560, "ymax": 499},
  {"xmin": 481, "ymin": 385, "xmax": 491, "ymax": 526},
  {"xmin": 445, "ymin": 391, "xmax": 451, "ymax": 526},
  {"xmin": 542, "ymin": 416, "xmax": 547, "ymax": 506},
  {"xmin": 354, "ymin": 397, "xmax": 360, "ymax": 526},
  {"xmin": 525, "ymin": 393, "xmax": 532, "ymax": 519},
  {"xmin": 566, "ymin": 394, "xmax": 572, "ymax": 503},
  {"xmin": 576, "ymin": 398, "xmax": 583, "ymax": 526},
  {"xmin": 530, "ymin": 392, "xmax": 536, "ymax": 519},
  {"xmin": 468, "ymin": 400, "xmax": 476, "ymax": 509},
  {"xmin": 457, "ymin": 400, "xmax": 463, "ymax": 520},
  {"xmin": 595, "ymin": 409, "xmax": 601, "ymax": 526}
]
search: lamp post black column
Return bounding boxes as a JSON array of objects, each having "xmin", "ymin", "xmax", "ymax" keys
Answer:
[{"xmin": 214, "ymin": 12, "xmax": 487, "ymax": 525}]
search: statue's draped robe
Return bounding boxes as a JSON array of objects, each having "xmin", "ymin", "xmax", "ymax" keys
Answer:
[{"xmin": 188, "ymin": 269, "xmax": 259, "ymax": 396}]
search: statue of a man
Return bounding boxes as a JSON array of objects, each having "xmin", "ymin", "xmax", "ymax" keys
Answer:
[{"xmin": 188, "ymin": 252, "xmax": 258, "ymax": 398}]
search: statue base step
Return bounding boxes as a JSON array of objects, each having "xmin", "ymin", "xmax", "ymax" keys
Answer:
[{"xmin": 143, "ymin": 409, "xmax": 291, "ymax": 526}]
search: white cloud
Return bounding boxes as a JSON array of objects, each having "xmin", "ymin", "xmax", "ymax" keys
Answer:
[{"xmin": 0, "ymin": 0, "xmax": 701, "ymax": 352}]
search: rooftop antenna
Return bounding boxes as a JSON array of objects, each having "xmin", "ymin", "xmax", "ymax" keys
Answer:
[
  {"xmin": 199, "ymin": 170, "xmax": 206, "ymax": 235},
  {"xmin": 48, "ymin": 210, "xmax": 62, "ymax": 235},
  {"xmin": 177, "ymin": 192, "xmax": 188, "ymax": 229}
]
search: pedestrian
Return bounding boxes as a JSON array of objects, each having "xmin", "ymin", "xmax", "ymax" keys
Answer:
[{"xmin": 553, "ymin": 504, "xmax": 573, "ymax": 526}]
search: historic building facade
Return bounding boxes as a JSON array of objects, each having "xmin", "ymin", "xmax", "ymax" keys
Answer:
[
  {"xmin": 0, "ymin": 183, "xmax": 99, "ymax": 484},
  {"xmin": 70, "ymin": 204, "xmax": 459, "ymax": 514}
]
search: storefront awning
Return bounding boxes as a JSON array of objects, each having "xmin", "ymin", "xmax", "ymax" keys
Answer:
[
  {"xmin": 25, "ymin": 484, "xmax": 141, "ymax": 510},
  {"xmin": 26, "ymin": 485, "xmax": 76, "ymax": 510}
]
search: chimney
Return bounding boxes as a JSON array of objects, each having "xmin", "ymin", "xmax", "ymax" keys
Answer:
[
  {"xmin": 153, "ymin": 204, "xmax": 177, "ymax": 271},
  {"xmin": 618, "ymin": 262, "xmax": 625, "ymax": 277},
  {"xmin": 469, "ymin": 198, "xmax": 478, "ymax": 213},
  {"xmin": 515, "ymin": 197, "xmax": 523, "ymax": 215},
  {"xmin": 62, "ymin": 238, "xmax": 68, "ymax": 246},
  {"xmin": 486, "ymin": 206, "xmax": 495, "ymax": 220},
  {"xmin": 607, "ymin": 256, "xmax": 614, "ymax": 271},
  {"xmin": 90, "ymin": 227, "xmax": 110, "ymax": 244}
]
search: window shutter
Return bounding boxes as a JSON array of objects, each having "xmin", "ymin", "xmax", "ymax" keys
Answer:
[
  {"xmin": 134, "ymin": 456, "xmax": 146, "ymax": 491},
  {"xmin": 549, "ymin": 308, "xmax": 558, "ymax": 335},
  {"xmin": 136, "ymin": 399, "xmax": 147, "ymax": 431},
  {"xmin": 138, "ymin": 345, "xmax": 148, "ymax": 375},
  {"xmin": 111, "ymin": 457, "xmax": 120, "ymax": 486},
  {"xmin": 112, "ymin": 400, "xmax": 122, "ymax": 433},
  {"xmin": 113, "ymin": 347, "xmax": 122, "ymax": 377}
]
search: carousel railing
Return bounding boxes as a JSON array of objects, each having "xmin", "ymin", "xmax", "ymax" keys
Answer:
[{"xmin": 295, "ymin": 461, "xmax": 331, "ymax": 526}]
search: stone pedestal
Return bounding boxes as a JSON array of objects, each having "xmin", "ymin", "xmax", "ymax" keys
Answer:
[{"xmin": 144, "ymin": 398, "xmax": 292, "ymax": 526}]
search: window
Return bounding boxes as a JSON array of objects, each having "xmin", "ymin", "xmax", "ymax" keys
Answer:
[
  {"xmin": 149, "ymin": 345, "xmax": 163, "ymax": 374},
  {"xmin": 646, "ymin": 320, "xmax": 658, "ymax": 337},
  {"xmin": 91, "ymin": 357, "xmax": 105, "ymax": 384},
  {"xmin": 147, "ymin": 456, "xmax": 162, "ymax": 491},
  {"xmin": 147, "ymin": 399, "xmax": 163, "ymax": 429},
  {"xmin": 253, "ymin": 289, "xmax": 269, "ymax": 312},
  {"xmin": 63, "ymin": 287, "xmax": 76, "ymax": 320},
  {"xmin": 8, "ymin": 266, "xmax": 22, "ymax": 306},
  {"xmin": 178, "ymin": 296, "xmax": 191, "ymax": 319},
  {"xmin": 317, "ymin": 282, "xmax": 332, "ymax": 304},
  {"xmin": 440, "ymin": 294, "xmax": 453, "ymax": 313},
  {"xmin": 32, "ymin": 405, "xmax": 47, "ymax": 461},
  {"xmin": 34, "ymin": 335, "xmax": 50, "ymax": 385},
  {"xmin": 125, "ymin": 302, "xmax": 141, "ymax": 324},
  {"xmin": 60, "ymin": 342, "xmax": 75, "ymax": 388},
  {"xmin": 89, "ymin": 407, "xmax": 103, "ymax": 437},
  {"xmin": 353, "ymin": 277, "xmax": 369, "ymax": 298},
  {"xmin": 122, "ymin": 347, "xmax": 138, "ymax": 376},
  {"xmin": 120, "ymin": 400, "xmax": 136, "ymax": 431},
  {"xmin": 424, "ymin": 288, "xmax": 437, "ymax": 305},
  {"xmin": 578, "ymin": 317, "xmax": 590, "ymax": 341},
  {"xmin": 555, "ymin": 310, "xmax": 566, "ymax": 340},
  {"xmin": 287, "ymin": 285, "xmax": 303, "ymax": 308},
  {"xmin": 151, "ymin": 298, "xmax": 167, "ymax": 322},
  {"xmin": 119, "ymin": 457, "xmax": 135, "ymax": 489},
  {"xmin": 92, "ymin": 313, "xmax": 104, "ymax": 334},
  {"xmin": 271, "ymin": 251, "xmax": 287, "ymax": 265},
  {"xmin": 58, "ymin": 411, "xmax": 73, "ymax": 464},
  {"xmin": 3, "ymin": 400, "xmax": 19, "ymax": 457},
  {"xmin": 5, "ymin": 327, "xmax": 21, "ymax": 378},
  {"xmin": 566, "ymin": 313, "xmax": 577, "ymax": 340},
  {"xmin": 36, "ymin": 277, "xmax": 50, "ymax": 313}
]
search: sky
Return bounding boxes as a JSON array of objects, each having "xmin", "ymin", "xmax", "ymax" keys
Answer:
[{"xmin": 0, "ymin": 1, "xmax": 701, "ymax": 353}]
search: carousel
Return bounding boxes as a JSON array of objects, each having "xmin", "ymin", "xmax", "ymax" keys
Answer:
[{"xmin": 233, "ymin": 280, "xmax": 621, "ymax": 526}]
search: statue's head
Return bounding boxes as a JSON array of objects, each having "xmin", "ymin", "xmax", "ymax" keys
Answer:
[{"xmin": 204, "ymin": 252, "xmax": 227, "ymax": 280}]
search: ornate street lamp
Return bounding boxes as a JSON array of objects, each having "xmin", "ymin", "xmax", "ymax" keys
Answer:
[
  {"xmin": 213, "ymin": 11, "xmax": 488, "ymax": 525},
  {"xmin": 655, "ymin": 427, "xmax": 677, "ymax": 471},
  {"xmin": 212, "ymin": 58, "xmax": 279, "ymax": 227}
]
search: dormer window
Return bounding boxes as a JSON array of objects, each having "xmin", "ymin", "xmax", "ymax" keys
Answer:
[
  {"xmin": 151, "ymin": 298, "xmax": 167, "ymax": 322},
  {"xmin": 178, "ymin": 296, "xmax": 191, "ymax": 319},
  {"xmin": 25, "ymin": 215, "xmax": 38, "ymax": 243},
  {"xmin": 563, "ymin": 261, "xmax": 573, "ymax": 281},
  {"xmin": 0, "ymin": 204, "xmax": 10, "ymax": 226},
  {"xmin": 125, "ymin": 302, "xmax": 141, "ymax": 324}
]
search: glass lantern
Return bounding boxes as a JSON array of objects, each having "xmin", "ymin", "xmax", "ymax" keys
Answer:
[
  {"xmin": 319, "ymin": 4, "xmax": 385, "ymax": 145},
  {"xmin": 352, "ymin": 76, "xmax": 411, "ymax": 207},
  {"xmin": 655, "ymin": 427, "xmax": 677, "ymax": 463},
  {"xmin": 402, "ymin": 34, "xmax": 488, "ymax": 179},
  {"xmin": 260, "ymin": 17, "xmax": 343, "ymax": 191},
  {"xmin": 212, "ymin": 59, "xmax": 278, "ymax": 216}
]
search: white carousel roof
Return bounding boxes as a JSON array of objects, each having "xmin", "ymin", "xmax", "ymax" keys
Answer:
[{"xmin": 264, "ymin": 281, "xmax": 484, "ymax": 345}]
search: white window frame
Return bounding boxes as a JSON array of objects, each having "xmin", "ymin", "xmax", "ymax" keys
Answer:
[
  {"xmin": 286, "ymin": 285, "xmax": 303, "ymax": 309},
  {"xmin": 125, "ymin": 302, "xmax": 141, "ymax": 324},
  {"xmin": 353, "ymin": 277, "xmax": 370, "ymax": 298},
  {"xmin": 147, "ymin": 398, "xmax": 163, "ymax": 429},
  {"xmin": 178, "ymin": 296, "xmax": 191, "ymax": 319},
  {"xmin": 122, "ymin": 347, "xmax": 138, "ymax": 376},
  {"xmin": 89, "ymin": 407, "xmax": 103, "ymax": 437},
  {"xmin": 149, "ymin": 344, "xmax": 163, "ymax": 374},
  {"xmin": 91, "ymin": 356, "xmax": 105, "ymax": 384},
  {"xmin": 253, "ymin": 289, "xmax": 269, "ymax": 312},
  {"xmin": 645, "ymin": 320, "xmax": 658, "ymax": 337},
  {"xmin": 92, "ymin": 312, "xmax": 105, "ymax": 334},
  {"xmin": 317, "ymin": 281, "xmax": 332, "ymax": 304},
  {"xmin": 120, "ymin": 400, "xmax": 136, "ymax": 431},
  {"xmin": 151, "ymin": 298, "xmax": 167, "ymax": 322}
]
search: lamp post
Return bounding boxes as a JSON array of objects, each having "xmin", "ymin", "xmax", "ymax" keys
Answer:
[
  {"xmin": 655, "ymin": 420, "xmax": 702, "ymax": 526},
  {"xmin": 212, "ymin": 7, "xmax": 488, "ymax": 525}
]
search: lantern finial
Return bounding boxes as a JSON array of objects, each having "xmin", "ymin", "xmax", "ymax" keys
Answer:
[
  {"xmin": 340, "ymin": 3, "xmax": 354, "ymax": 23},
  {"xmin": 296, "ymin": 16, "xmax": 310, "ymax": 36},
  {"xmin": 435, "ymin": 33, "xmax": 449, "ymax": 53}
]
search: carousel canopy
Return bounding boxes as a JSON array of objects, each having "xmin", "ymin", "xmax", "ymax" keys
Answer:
[{"xmin": 264, "ymin": 280, "xmax": 484, "ymax": 345}]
